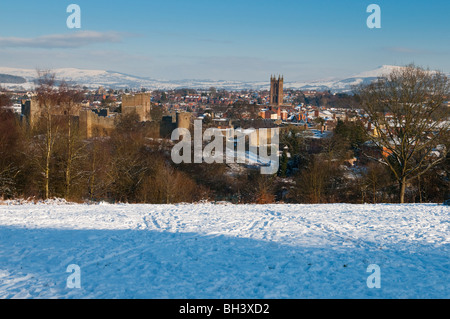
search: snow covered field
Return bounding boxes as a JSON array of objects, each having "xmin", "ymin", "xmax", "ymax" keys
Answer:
[{"xmin": 0, "ymin": 203, "xmax": 448, "ymax": 299}]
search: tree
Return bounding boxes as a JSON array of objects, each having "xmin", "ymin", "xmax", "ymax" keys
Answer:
[
  {"xmin": 294, "ymin": 156, "xmax": 328, "ymax": 203},
  {"xmin": 159, "ymin": 91, "xmax": 168, "ymax": 103},
  {"xmin": 0, "ymin": 92, "xmax": 11, "ymax": 108},
  {"xmin": 139, "ymin": 161, "xmax": 199, "ymax": 204},
  {"xmin": 227, "ymin": 101, "xmax": 259, "ymax": 120},
  {"xmin": 278, "ymin": 150, "xmax": 288, "ymax": 177},
  {"xmin": 84, "ymin": 138, "xmax": 113, "ymax": 202},
  {"xmin": 0, "ymin": 109, "xmax": 22, "ymax": 198},
  {"xmin": 356, "ymin": 65, "xmax": 449, "ymax": 203},
  {"xmin": 58, "ymin": 81, "xmax": 85, "ymax": 199},
  {"xmin": 101, "ymin": 96, "xmax": 117, "ymax": 112},
  {"xmin": 209, "ymin": 87, "xmax": 217, "ymax": 98},
  {"xmin": 34, "ymin": 71, "xmax": 61, "ymax": 199},
  {"xmin": 251, "ymin": 174, "xmax": 276, "ymax": 204},
  {"xmin": 362, "ymin": 161, "xmax": 392, "ymax": 204},
  {"xmin": 107, "ymin": 111, "xmax": 148, "ymax": 202},
  {"xmin": 334, "ymin": 119, "xmax": 367, "ymax": 151}
]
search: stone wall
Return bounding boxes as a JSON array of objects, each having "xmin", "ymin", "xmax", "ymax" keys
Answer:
[
  {"xmin": 79, "ymin": 109, "xmax": 116, "ymax": 138},
  {"xmin": 122, "ymin": 93, "xmax": 151, "ymax": 121},
  {"xmin": 21, "ymin": 93, "xmax": 192, "ymax": 140}
]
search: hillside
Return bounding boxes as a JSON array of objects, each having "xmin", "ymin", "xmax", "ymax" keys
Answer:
[
  {"xmin": 0, "ymin": 203, "xmax": 448, "ymax": 298},
  {"xmin": 0, "ymin": 73, "xmax": 26, "ymax": 84},
  {"xmin": 0, "ymin": 65, "xmax": 444, "ymax": 92}
]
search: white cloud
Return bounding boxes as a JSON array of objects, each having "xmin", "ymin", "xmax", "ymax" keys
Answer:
[
  {"xmin": 384, "ymin": 46, "xmax": 432, "ymax": 54},
  {"xmin": 0, "ymin": 31, "xmax": 133, "ymax": 49}
]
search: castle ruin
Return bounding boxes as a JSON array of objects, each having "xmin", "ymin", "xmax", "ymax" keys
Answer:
[{"xmin": 20, "ymin": 92, "xmax": 191, "ymax": 139}]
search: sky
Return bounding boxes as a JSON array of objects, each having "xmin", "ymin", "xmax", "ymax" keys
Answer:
[{"xmin": 0, "ymin": 0, "xmax": 449, "ymax": 81}]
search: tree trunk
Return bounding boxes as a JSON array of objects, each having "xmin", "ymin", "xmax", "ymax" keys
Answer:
[
  {"xmin": 65, "ymin": 117, "xmax": 72, "ymax": 199},
  {"xmin": 373, "ymin": 181, "xmax": 376, "ymax": 204},
  {"xmin": 399, "ymin": 177, "xmax": 406, "ymax": 204},
  {"xmin": 45, "ymin": 121, "xmax": 51, "ymax": 200},
  {"xmin": 418, "ymin": 177, "xmax": 423, "ymax": 203},
  {"xmin": 45, "ymin": 161, "xmax": 49, "ymax": 199}
]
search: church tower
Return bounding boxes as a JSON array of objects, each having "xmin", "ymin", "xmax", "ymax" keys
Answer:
[{"xmin": 270, "ymin": 75, "xmax": 284, "ymax": 106}]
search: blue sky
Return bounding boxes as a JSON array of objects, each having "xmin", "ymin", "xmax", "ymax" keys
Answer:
[{"xmin": 0, "ymin": 0, "xmax": 449, "ymax": 81}]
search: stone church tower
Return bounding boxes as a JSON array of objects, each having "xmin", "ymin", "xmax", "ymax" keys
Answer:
[{"xmin": 270, "ymin": 75, "xmax": 284, "ymax": 106}]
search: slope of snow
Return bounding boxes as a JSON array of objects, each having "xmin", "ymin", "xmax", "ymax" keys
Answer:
[
  {"xmin": 283, "ymin": 66, "xmax": 409, "ymax": 92},
  {"xmin": 0, "ymin": 65, "xmax": 406, "ymax": 92},
  {"xmin": 0, "ymin": 203, "xmax": 448, "ymax": 299},
  {"xmin": 0, "ymin": 65, "xmax": 448, "ymax": 92},
  {"xmin": 350, "ymin": 65, "xmax": 405, "ymax": 79}
]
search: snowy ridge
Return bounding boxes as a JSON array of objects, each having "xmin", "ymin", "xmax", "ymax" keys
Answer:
[
  {"xmin": 0, "ymin": 203, "xmax": 448, "ymax": 298},
  {"xmin": 2, "ymin": 65, "xmax": 444, "ymax": 92}
]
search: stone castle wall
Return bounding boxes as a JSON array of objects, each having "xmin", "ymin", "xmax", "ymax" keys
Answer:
[
  {"xmin": 79, "ymin": 109, "xmax": 116, "ymax": 138},
  {"xmin": 122, "ymin": 93, "xmax": 151, "ymax": 122},
  {"xmin": 22, "ymin": 94, "xmax": 191, "ymax": 140}
]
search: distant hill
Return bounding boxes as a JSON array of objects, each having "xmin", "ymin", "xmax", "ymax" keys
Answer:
[
  {"xmin": 0, "ymin": 65, "xmax": 446, "ymax": 92},
  {"xmin": 0, "ymin": 73, "xmax": 26, "ymax": 84}
]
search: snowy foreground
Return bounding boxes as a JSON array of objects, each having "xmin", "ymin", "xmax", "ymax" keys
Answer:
[{"xmin": 0, "ymin": 203, "xmax": 448, "ymax": 299}]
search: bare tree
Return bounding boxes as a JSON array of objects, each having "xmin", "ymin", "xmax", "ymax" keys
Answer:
[
  {"xmin": 356, "ymin": 65, "xmax": 449, "ymax": 203},
  {"xmin": 362, "ymin": 161, "xmax": 392, "ymax": 204},
  {"xmin": 58, "ymin": 81, "xmax": 85, "ymax": 198},
  {"xmin": 34, "ymin": 71, "xmax": 60, "ymax": 199},
  {"xmin": 0, "ymin": 90, "xmax": 12, "ymax": 109},
  {"xmin": 0, "ymin": 108, "xmax": 21, "ymax": 198}
]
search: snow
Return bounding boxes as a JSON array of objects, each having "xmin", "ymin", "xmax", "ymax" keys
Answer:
[
  {"xmin": 350, "ymin": 65, "xmax": 405, "ymax": 79},
  {"xmin": 3, "ymin": 65, "xmax": 447, "ymax": 92},
  {"xmin": 0, "ymin": 203, "xmax": 449, "ymax": 299}
]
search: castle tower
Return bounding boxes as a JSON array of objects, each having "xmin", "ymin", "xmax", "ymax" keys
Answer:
[
  {"xmin": 176, "ymin": 112, "xmax": 192, "ymax": 130},
  {"xmin": 270, "ymin": 75, "xmax": 284, "ymax": 106},
  {"xmin": 122, "ymin": 93, "xmax": 151, "ymax": 121}
]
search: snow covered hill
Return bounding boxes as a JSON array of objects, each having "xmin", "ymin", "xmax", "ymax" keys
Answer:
[
  {"xmin": 0, "ymin": 65, "xmax": 434, "ymax": 92},
  {"xmin": 0, "ymin": 67, "xmax": 163, "ymax": 91},
  {"xmin": 284, "ymin": 65, "xmax": 406, "ymax": 92},
  {"xmin": 0, "ymin": 203, "xmax": 448, "ymax": 299}
]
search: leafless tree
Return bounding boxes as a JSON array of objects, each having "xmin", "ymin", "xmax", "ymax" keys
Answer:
[
  {"xmin": 34, "ymin": 71, "xmax": 60, "ymax": 199},
  {"xmin": 356, "ymin": 65, "xmax": 450, "ymax": 203},
  {"xmin": 0, "ymin": 107, "xmax": 22, "ymax": 198},
  {"xmin": 58, "ymin": 81, "xmax": 85, "ymax": 198}
]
